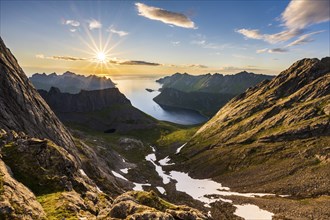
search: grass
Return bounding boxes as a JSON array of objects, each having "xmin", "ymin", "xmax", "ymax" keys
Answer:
[
  {"xmin": 132, "ymin": 191, "xmax": 178, "ymax": 211},
  {"xmin": 37, "ymin": 192, "xmax": 77, "ymax": 220}
]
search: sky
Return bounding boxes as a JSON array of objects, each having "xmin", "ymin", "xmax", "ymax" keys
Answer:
[{"xmin": 0, "ymin": 0, "xmax": 329, "ymax": 77}]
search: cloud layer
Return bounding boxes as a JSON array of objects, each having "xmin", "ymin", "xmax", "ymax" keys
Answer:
[{"xmin": 135, "ymin": 2, "xmax": 196, "ymax": 29}]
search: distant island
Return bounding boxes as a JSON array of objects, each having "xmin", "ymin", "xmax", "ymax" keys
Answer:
[{"xmin": 145, "ymin": 88, "xmax": 155, "ymax": 92}]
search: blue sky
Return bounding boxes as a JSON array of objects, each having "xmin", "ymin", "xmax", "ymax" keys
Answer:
[{"xmin": 1, "ymin": 0, "xmax": 329, "ymax": 77}]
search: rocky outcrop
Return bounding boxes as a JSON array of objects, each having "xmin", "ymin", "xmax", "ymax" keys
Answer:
[
  {"xmin": 38, "ymin": 87, "xmax": 157, "ymax": 133},
  {"xmin": 154, "ymin": 72, "xmax": 274, "ymax": 116},
  {"xmin": 108, "ymin": 191, "xmax": 208, "ymax": 219},
  {"xmin": 0, "ymin": 159, "xmax": 46, "ymax": 220},
  {"xmin": 30, "ymin": 71, "xmax": 115, "ymax": 94},
  {"xmin": 0, "ymin": 37, "xmax": 74, "ymax": 150},
  {"xmin": 181, "ymin": 57, "xmax": 330, "ymax": 197}
]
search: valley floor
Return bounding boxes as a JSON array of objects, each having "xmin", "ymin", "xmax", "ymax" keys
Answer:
[{"xmin": 70, "ymin": 124, "xmax": 329, "ymax": 220}]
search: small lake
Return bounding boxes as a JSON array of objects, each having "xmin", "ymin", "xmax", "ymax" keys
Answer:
[{"xmin": 113, "ymin": 76, "xmax": 208, "ymax": 125}]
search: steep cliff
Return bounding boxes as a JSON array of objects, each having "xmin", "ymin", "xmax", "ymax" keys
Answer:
[
  {"xmin": 180, "ymin": 57, "xmax": 330, "ymax": 197},
  {"xmin": 38, "ymin": 87, "xmax": 157, "ymax": 133},
  {"xmin": 0, "ymin": 38, "xmax": 74, "ymax": 149}
]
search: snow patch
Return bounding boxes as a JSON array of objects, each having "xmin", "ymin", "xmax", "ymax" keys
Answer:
[
  {"xmin": 133, "ymin": 182, "xmax": 151, "ymax": 191},
  {"xmin": 156, "ymin": 186, "xmax": 166, "ymax": 194},
  {"xmin": 176, "ymin": 143, "xmax": 187, "ymax": 154},
  {"xmin": 159, "ymin": 156, "xmax": 175, "ymax": 166},
  {"xmin": 120, "ymin": 168, "xmax": 130, "ymax": 174},
  {"xmin": 111, "ymin": 170, "xmax": 128, "ymax": 181}
]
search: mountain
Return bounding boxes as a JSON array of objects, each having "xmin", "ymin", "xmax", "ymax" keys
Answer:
[
  {"xmin": 30, "ymin": 71, "xmax": 115, "ymax": 94},
  {"xmin": 0, "ymin": 37, "xmax": 207, "ymax": 219},
  {"xmin": 179, "ymin": 57, "xmax": 330, "ymax": 198},
  {"xmin": 154, "ymin": 72, "xmax": 274, "ymax": 116},
  {"xmin": 38, "ymin": 87, "xmax": 157, "ymax": 133}
]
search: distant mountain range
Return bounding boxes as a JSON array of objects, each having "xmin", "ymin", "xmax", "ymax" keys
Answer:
[
  {"xmin": 180, "ymin": 57, "xmax": 330, "ymax": 198},
  {"xmin": 30, "ymin": 71, "xmax": 116, "ymax": 94},
  {"xmin": 154, "ymin": 72, "xmax": 274, "ymax": 116}
]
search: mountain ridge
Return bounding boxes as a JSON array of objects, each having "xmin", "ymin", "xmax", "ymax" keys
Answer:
[{"xmin": 179, "ymin": 57, "xmax": 330, "ymax": 198}]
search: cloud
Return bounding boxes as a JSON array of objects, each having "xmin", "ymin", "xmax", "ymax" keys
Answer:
[
  {"xmin": 65, "ymin": 20, "xmax": 80, "ymax": 27},
  {"xmin": 188, "ymin": 64, "xmax": 208, "ymax": 68},
  {"xmin": 256, "ymin": 48, "xmax": 288, "ymax": 54},
  {"xmin": 36, "ymin": 54, "xmax": 87, "ymax": 61},
  {"xmin": 191, "ymin": 34, "xmax": 222, "ymax": 50},
  {"xmin": 218, "ymin": 66, "xmax": 267, "ymax": 72},
  {"xmin": 286, "ymin": 30, "xmax": 324, "ymax": 47},
  {"xmin": 268, "ymin": 48, "xmax": 289, "ymax": 53},
  {"xmin": 88, "ymin": 19, "xmax": 102, "ymax": 30},
  {"xmin": 256, "ymin": 48, "xmax": 268, "ymax": 54},
  {"xmin": 108, "ymin": 28, "xmax": 129, "ymax": 37},
  {"xmin": 282, "ymin": 0, "xmax": 330, "ymax": 29},
  {"xmin": 110, "ymin": 59, "xmax": 161, "ymax": 66},
  {"xmin": 135, "ymin": 2, "xmax": 196, "ymax": 29},
  {"xmin": 63, "ymin": 19, "xmax": 80, "ymax": 32},
  {"xmin": 237, "ymin": 0, "xmax": 329, "ymax": 44},
  {"xmin": 236, "ymin": 28, "xmax": 303, "ymax": 44}
]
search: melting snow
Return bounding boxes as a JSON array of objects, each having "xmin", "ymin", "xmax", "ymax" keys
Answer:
[
  {"xmin": 159, "ymin": 156, "xmax": 175, "ymax": 166},
  {"xmin": 176, "ymin": 143, "xmax": 187, "ymax": 154},
  {"xmin": 156, "ymin": 186, "xmax": 166, "ymax": 194},
  {"xmin": 111, "ymin": 171, "xmax": 128, "ymax": 181},
  {"xmin": 133, "ymin": 182, "xmax": 151, "ymax": 191},
  {"xmin": 145, "ymin": 146, "xmax": 275, "ymax": 220},
  {"xmin": 120, "ymin": 168, "xmax": 130, "ymax": 174}
]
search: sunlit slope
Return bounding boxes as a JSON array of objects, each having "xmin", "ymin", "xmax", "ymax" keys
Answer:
[{"xmin": 180, "ymin": 57, "xmax": 330, "ymax": 197}]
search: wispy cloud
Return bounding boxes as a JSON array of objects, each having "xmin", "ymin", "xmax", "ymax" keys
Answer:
[
  {"xmin": 36, "ymin": 54, "xmax": 87, "ymax": 61},
  {"xmin": 188, "ymin": 64, "xmax": 208, "ymax": 68},
  {"xmin": 286, "ymin": 30, "xmax": 324, "ymax": 47},
  {"xmin": 135, "ymin": 2, "xmax": 196, "ymax": 29},
  {"xmin": 191, "ymin": 34, "xmax": 222, "ymax": 50},
  {"xmin": 110, "ymin": 59, "xmax": 161, "ymax": 66},
  {"xmin": 268, "ymin": 48, "xmax": 288, "ymax": 53},
  {"xmin": 88, "ymin": 19, "xmax": 102, "ymax": 30},
  {"xmin": 65, "ymin": 20, "xmax": 80, "ymax": 27},
  {"xmin": 256, "ymin": 48, "xmax": 288, "ymax": 54},
  {"xmin": 108, "ymin": 28, "xmax": 129, "ymax": 37},
  {"xmin": 63, "ymin": 19, "xmax": 80, "ymax": 32},
  {"xmin": 236, "ymin": 28, "xmax": 303, "ymax": 44},
  {"xmin": 237, "ymin": 0, "xmax": 329, "ymax": 45},
  {"xmin": 282, "ymin": 0, "xmax": 330, "ymax": 29}
]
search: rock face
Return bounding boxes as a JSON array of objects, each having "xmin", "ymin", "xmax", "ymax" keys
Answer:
[
  {"xmin": 108, "ymin": 191, "xmax": 207, "ymax": 220},
  {"xmin": 0, "ymin": 38, "xmax": 74, "ymax": 149},
  {"xmin": 30, "ymin": 71, "xmax": 115, "ymax": 94},
  {"xmin": 38, "ymin": 87, "xmax": 157, "ymax": 133},
  {"xmin": 181, "ymin": 57, "xmax": 330, "ymax": 197},
  {"xmin": 154, "ymin": 72, "xmax": 274, "ymax": 116}
]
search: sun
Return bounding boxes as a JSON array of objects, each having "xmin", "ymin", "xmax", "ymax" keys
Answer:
[{"xmin": 96, "ymin": 52, "xmax": 106, "ymax": 63}]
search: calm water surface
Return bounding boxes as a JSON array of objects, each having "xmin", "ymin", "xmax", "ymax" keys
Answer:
[{"xmin": 113, "ymin": 76, "xmax": 208, "ymax": 125}]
